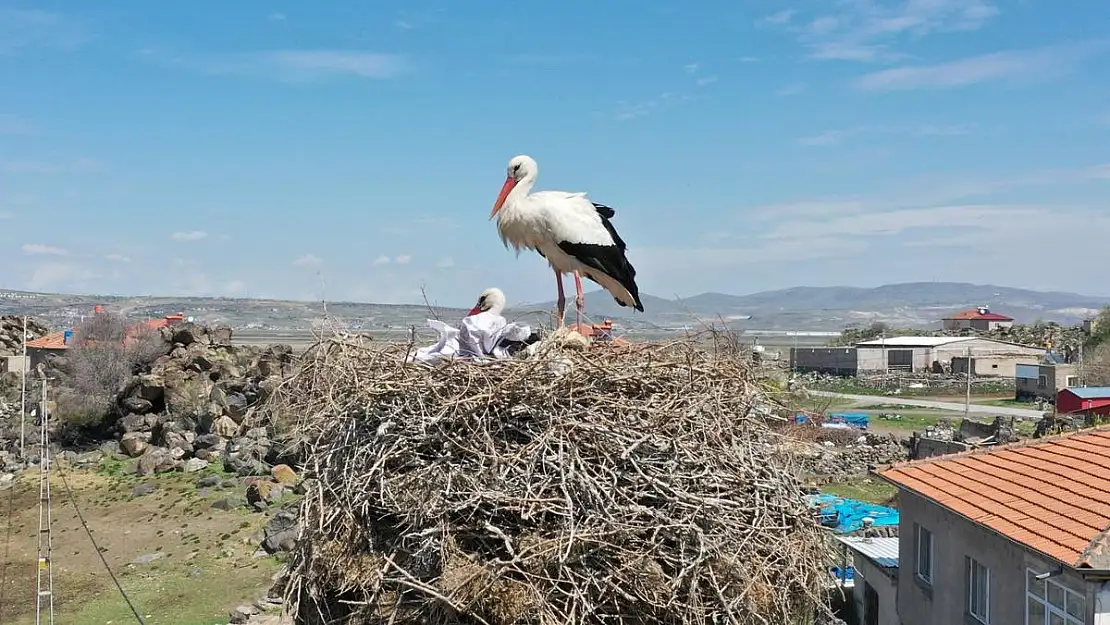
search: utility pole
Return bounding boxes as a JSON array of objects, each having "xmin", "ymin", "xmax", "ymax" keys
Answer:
[
  {"xmin": 964, "ymin": 346, "xmax": 972, "ymax": 421},
  {"xmin": 19, "ymin": 315, "xmax": 27, "ymax": 456},
  {"xmin": 1079, "ymin": 343, "xmax": 1085, "ymax": 387}
]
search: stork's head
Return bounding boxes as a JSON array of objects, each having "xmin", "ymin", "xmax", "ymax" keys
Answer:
[
  {"xmin": 490, "ymin": 155, "xmax": 538, "ymax": 219},
  {"xmin": 467, "ymin": 287, "xmax": 507, "ymax": 317}
]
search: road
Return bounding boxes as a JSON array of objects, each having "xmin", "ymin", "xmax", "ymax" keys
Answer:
[{"xmin": 808, "ymin": 390, "xmax": 1045, "ymax": 420}]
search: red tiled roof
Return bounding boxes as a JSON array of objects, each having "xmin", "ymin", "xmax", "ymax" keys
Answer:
[
  {"xmin": 25, "ymin": 331, "xmax": 68, "ymax": 350},
  {"xmin": 943, "ymin": 309, "xmax": 1014, "ymax": 321},
  {"xmin": 878, "ymin": 427, "xmax": 1110, "ymax": 568}
]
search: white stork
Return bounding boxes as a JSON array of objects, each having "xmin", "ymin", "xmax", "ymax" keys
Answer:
[
  {"xmin": 466, "ymin": 287, "xmax": 507, "ymax": 317},
  {"xmin": 489, "ymin": 155, "xmax": 643, "ymax": 329}
]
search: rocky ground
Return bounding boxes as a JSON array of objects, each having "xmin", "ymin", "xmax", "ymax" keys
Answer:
[
  {"xmin": 0, "ymin": 316, "xmax": 49, "ymax": 357},
  {"xmin": 0, "ymin": 321, "xmax": 306, "ymax": 624}
]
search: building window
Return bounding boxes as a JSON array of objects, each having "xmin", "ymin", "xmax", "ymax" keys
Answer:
[
  {"xmin": 1026, "ymin": 569, "xmax": 1084, "ymax": 625},
  {"xmin": 1065, "ymin": 376, "xmax": 1079, "ymax": 387},
  {"xmin": 1038, "ymin": 375, "xmax": 1048, "ymax": 389},
  {"xmin": 916, "ymin": 525, "xmax": 933, "ymax": 584},
  {"xmin": 967, "ymin": 557, "xmax": 990, "ymax": 623}
]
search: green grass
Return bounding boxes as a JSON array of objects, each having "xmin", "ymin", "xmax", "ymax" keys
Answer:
[
  {"xmin": 1, "ymin": 461, "xmax": 286, "ymax": 625},
  {"xmin": 974, "ymin": 397, "xmax": 1035, "ymax": 408},
  {"xmin": 821, "ymin": 478, "xmax": 898, "ymax": 506},
  {"xmin": 867, "ymin": 410, "xmax": 950, "ymax": 431},
  {"xmin": 19, "ymin": 555, "xmax": 284, "ymax": 625}
]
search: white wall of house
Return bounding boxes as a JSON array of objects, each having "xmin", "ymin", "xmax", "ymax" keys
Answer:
[{"xmin": 850, "ymin": 554, "xmax": 899, "ymax": 625}]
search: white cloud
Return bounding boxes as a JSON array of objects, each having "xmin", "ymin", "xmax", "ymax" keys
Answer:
[
  {"xmin": 435, "ymin": 257, "xmax": 455, "ymax": 269},
  {"xmin": 758, "ymin": 10, "xmax": 796, "ymax": 27},
  {"xmin": 267, "ymin": 12, "xmax": 286, "ymax": 21},
  {"xmin": 393, "ymin": 254, "xmax": 412, "ymax": 265},
  {"xmin": 223, "ymin": 280, "xmax": 247, "ymax": 295},
  {"xmin": 796, "ymin": 128, "xmax": 863, "ymax": 147},
  {"xmin": 776, "ymin": 83, "xmax": 806, "ymax": 96},
  {"xmin": 27, "ymin": 263, "xmax": 101, "ymax": 292},
  {"xmin": 683, "ymin": 63, "xmax": 700, "ymax": 73},
  {"xmin": 105, "ymin": 253, "xmax": 131, "ymax": 262},
  {"xmin": 292, "ymin": 253, "xmax": 323, "ymax": 267},
  {"xmin": 695, "ymin": 75, "xmax": 718, "ymax": 86},
  {"xmin": 614, "ymin": 92, "xmax": 693, "ymax": 121},
  {"xmin": 372, "ymin": 255, "xmax": 391, "ymax": 266},
  {"xmin": 765, "ymin": 1, "xmax": 1001, "ymax": 63},
  {"xmin": 22, "ymin": 243, "xmax": 68, "ymax": 256},
  {"xmin": 795, "ymin": 124, "xmax": 972, "ymax": 146},
  {"xmin": 0, "ymin": 114, "xmax": 33, "ymax": 135},
  {"xmin": 171, "ymin": 230, "xmax": 209, "ymax": 242},
  {"xmin": 164, "ymin": 50, "xmax": 409, "ymax": 82},
  {"xmin": 0, "ymin": 9, "xmax": 87, "ymax": 54},
  {"xmin": 856, "ymin": 43, "xmax": 1103, "ymax": 91},
  {"xmin": 0, "ymin": 158, "xmax": 100, "ymax": 173},
  {"xmin": 738, "ymin": 56, "xmax": 760, "ymax": 63},
  {"xmin": 0, "ymin": 211, "xmax": 13, "ymax": 220}
]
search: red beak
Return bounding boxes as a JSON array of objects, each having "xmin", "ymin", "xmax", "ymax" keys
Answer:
[
  {"xmin": 466, "ymin": 305, "xmax": 483, "ymax": 316},
  {"xmin": 490, "ymin": 177, "xmax": 517, "ymax": 219}
]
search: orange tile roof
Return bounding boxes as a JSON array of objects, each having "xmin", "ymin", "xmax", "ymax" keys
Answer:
[
  {"xmin": 943, "ymin": 309, "xmax": 1014, "ymax": 321},
  {"xmin": 878, "ymin": 426, "xmax": 1110, "ymax": 569},
  {"xmin": 25, "ymin": 331, "xmax": 68, "ymax": 350}
]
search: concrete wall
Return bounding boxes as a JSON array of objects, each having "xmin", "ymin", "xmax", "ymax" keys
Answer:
[
  {"xmin": 897, "ymin": 490, "xmax": 1091, "ymax": 625},
  {"xmin": 1016, "ymin": 364, "xmax": 1079, "ymax": 400},
  {"xmin": 857, "ymin": 347, "xmax": 934, "ymax": 373},
  {"xmin": 910, "ymin": 437, "xmax": 971, "ymax": 460},
  {"xmin": 934, "ymin": 338, "xmax": 1045, "ymax": 363},
  {"xmin": 850, "ymin": 554, "xmax": 899, "ymax": 625},
  {"xmin": 2, "ymin": 355, "xmax": 28, "ymax": 374},
  {"xmin": 790, "ymin": 347, "xmax": 858, "ymax": 375},
  {"xmin": 951, "ymin": 355, "xmax": 1041, "ymax": 378}
]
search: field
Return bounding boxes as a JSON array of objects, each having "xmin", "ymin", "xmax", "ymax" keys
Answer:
[{"xmin": 0, "ymin": 461, "xmax": 283, "ymax": 625}]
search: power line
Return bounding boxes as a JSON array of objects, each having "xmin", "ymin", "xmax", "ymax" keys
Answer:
[
  {"xmin": 0, "ymin": 469, "xmax": 17, "ymax": 624},
  {"xmin": 56, "ymin": 457, "xmax": 146, "ymax": 624}
]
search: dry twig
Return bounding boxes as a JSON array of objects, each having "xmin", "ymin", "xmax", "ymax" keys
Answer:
[{"xmin": 266, "ymin": 331, "xmax": 832, "ymax": 624}]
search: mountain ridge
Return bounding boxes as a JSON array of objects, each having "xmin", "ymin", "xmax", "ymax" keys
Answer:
[{"xmin": 2, "ymin": 282, "xmax": 1106, "ymax": 332}]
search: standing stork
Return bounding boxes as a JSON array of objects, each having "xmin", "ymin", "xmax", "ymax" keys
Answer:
[{"xmin": 489, "ymin": 154, "xmax": 643, "ymax": 329}]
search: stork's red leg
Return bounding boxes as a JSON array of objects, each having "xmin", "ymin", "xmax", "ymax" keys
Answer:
[
  {"xmin": 554, "ymin": 268, "xmax": 566, "ymax": 328},
  {"xmin": 574, "ymin": 271, "xmax": 585, "ymax": 330}
]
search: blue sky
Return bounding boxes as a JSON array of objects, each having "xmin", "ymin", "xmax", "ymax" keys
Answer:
[{"xmin": 1, "ymin": 1, "xmax": 1109, "ymax": 307}]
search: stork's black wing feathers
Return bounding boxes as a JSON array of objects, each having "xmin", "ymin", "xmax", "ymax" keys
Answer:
[{"xmin": 555, "ymin": 202, "xmax": 643, "ymax": 312}]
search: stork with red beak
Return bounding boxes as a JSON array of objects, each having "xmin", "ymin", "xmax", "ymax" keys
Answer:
[
  {"xmin": 489, "ymin": 155, "xmax": 643, "ymax": 329},
  {"xmin": 466, "ymin": 287, "xmax": 506, "ymax": 317}
]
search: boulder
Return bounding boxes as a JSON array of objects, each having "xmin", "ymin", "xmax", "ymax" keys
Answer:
[
  {"xmin": 270, "ymin": 464, "xmax": 297, "ymax": 485},
  {"xmin": 119, "ymin": 432, "xmax": 150, "ymax": 457}
]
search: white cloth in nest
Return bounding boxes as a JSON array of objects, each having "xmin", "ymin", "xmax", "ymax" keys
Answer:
[{"xmin": 409, "ymin": 312, "xmax": 532, "ymax": 365}]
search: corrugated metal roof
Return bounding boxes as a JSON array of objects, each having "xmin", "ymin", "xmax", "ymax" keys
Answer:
[
  {"xmin": 836, "ymin": 536, "xmax": 899, "ymax": 568},
  {"xmin": 856, "ymin": 336, "xmax": 972, "ymax": 347},
  {"xmin": 1064, "ymin": 387, "xmax": 1110, "ymax": 399}
]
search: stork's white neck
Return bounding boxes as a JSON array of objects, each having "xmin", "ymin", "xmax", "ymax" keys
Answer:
[{"xmin": 505, "ymin": 171, "xmax": 537, "ymax": 208}]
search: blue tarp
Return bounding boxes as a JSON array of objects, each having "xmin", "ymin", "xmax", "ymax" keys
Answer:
[
  {"xmin": 793, "ymin": 412, "xmax": 870, "ymax": 429},
  {"xmin": 830, "ymin": 412, "xmax": 870, "ymax": 428},
  {"xmin": 808, "ymin": 494, "xmax": 899, "ymax": 534}
]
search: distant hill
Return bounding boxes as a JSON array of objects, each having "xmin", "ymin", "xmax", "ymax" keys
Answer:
[
  {"xmin": 2, "ymin": 282, "xmax": 1106, "ymax": 333},
  {"xmin": 528, "ymin": 282, "xmax": 1110, "ymax": 330}
]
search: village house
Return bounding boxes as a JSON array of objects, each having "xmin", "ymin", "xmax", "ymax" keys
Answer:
[
  {"xmin": 869, "ymin": 426, "xmax": 1110, "ymax": 625},
  {"xmin": 1016, "ymin": 362, "xmax": 1081, "ymax": 401},
  {"xmin": 942, "ymin": 306, "xmax": 1015, "ymax": 332},
  {"xmin": 24, "ymin": 308, "xmax": 185, "ymax": 369},
  {"xmin": 1057, "ymin": 387, "xmax": 1110, "ymax": 419}
]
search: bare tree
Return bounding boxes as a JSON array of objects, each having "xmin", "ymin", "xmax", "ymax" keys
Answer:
[
  {"xmin": 56, "ymin": 311, "xmax": 167, "ymax": 427},
  {"xmin": 1082, "ymin": 342, "xmax": 1110, "ymax": 387}
]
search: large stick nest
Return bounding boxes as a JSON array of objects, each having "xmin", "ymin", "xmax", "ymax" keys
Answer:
[{"xmin": 270, "ymin": 332, "xmax": 832, "ymax": 625}]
